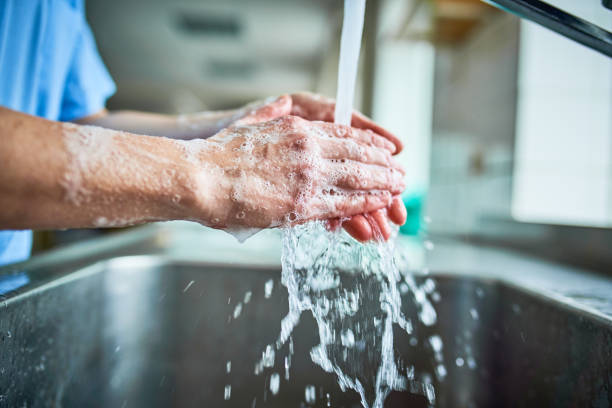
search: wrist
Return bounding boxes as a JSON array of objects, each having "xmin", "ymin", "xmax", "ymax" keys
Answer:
[
  {"xmin": 58, "ymin": 126, "xmax": 196, "ymax": 228},
  {"xmin": 172, "ymin": 138, "xmax": 230, "ymax": 227}
]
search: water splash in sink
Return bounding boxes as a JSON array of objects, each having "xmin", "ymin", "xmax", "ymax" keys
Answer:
[{"xmin": 253, "ymin": 221, "xmax": 437, "ymax": 407}]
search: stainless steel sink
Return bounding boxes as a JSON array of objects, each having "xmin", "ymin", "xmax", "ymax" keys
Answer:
[{"xmin": 0, "ymin": 255, "xmax": 611, "ymax": 408}]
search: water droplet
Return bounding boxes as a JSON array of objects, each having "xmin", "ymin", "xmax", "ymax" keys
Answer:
[
  {"xmin": 423, "ymin": 278, "xmax": 436, "ymax": 293},
  {"xmin": 183, "ymin": 280, "xmax": 194, "ymax": 293},
  {"xmin": 429, "ymin": 335, "xmax": 443, "ymax": 352},
  {"xmin": 425, "ymin": 382, "xmax": 435, "ymax": 402},
  {"xmin": 264, "ymin": 279, "xmax": 274, "ymax": 298},
  {"xmin": 269, "ymin": 372, "xmax": 280, "ymax": 395},
  {"xmin": 455, "ymin": 357, "xmax": 465, "ymax": 367},
  {"xmin": 244, "ymin": 291, "xmax": 252, "ymax": 304},
  {"xmin": 420, "ymin": 302, "xmax": 437, "ymax": 326},
  {"xmin": 233, "ymin": 303, "xmax": 243, "ymax": 319},
  {"xmin": 226, "ymin": 360, "xmax": 231, "ymax": 374},
  {"xmin": 304, "ymin": 385, "xmax": 316, "ymax": 404},
  {"xmin": 436, "ymin": 364, "xmax": 447, "ymax": 380},
  {"xmin": 467, "ymin": 357, "xmax": 477, "ymax": 369},
  {"xmin": 262, "ymin": 344, "xmax": 275, "ymax": 367},
  {"xmin": 284, "ymin": 356, "xmax": 290, "ymax": 380},
  {"xmin": 224, "ymin": 384, "xmax": 231, "ymax": 400},
  {"xmin": 424, "ymin": 240, "xmax": 434, "ymax": 251},
  {"xmin": 340, "ymin": 329, "xmax": 355, "ymax": 348},
  {"xmin": 469, "ymin": 308, "xmax": 479, "ymax": 320}
]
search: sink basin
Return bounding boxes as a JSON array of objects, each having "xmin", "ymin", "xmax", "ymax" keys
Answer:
[{"xmin": 0, "ymin": 256, "xmax": 610, "ymax": 407}]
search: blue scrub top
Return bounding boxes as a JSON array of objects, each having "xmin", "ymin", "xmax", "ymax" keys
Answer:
[{"xmin": 0, "ymin": 0, "xmax": 116, "ymax": 265}]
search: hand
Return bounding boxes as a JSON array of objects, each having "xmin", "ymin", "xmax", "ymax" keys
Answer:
[
  {"xmin": 233, "ymin": 93, "xmax": 407, "ymax": 241},
  {"xmin": 185, "ymin": 116, "xmax": 405, "ymax": 229},
  {"xmin": 233, "ymin": 93, "xmax": 402, "ymax": 153}
]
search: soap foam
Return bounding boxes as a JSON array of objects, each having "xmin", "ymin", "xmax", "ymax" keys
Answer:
[{"xmin": 60, "ymin": 123, "xmax": 112, "ymax": 206}]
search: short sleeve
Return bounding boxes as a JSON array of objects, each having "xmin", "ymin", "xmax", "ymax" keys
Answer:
[{"xmin": 59, "ymin": 19, "xmax": 116, "ymax": 121}]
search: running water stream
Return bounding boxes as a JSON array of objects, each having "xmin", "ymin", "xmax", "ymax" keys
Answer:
[{"xmin": 252, "ymin": 1, "xmax": 439, "ymax": 406}]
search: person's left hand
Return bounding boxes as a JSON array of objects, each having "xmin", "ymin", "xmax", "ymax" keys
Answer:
[{"xmin": 226, "ymin": 93, "xmax": 407, "ymax": 242}]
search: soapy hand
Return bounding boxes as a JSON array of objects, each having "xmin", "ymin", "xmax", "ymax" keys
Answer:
[
  {"xmin": 228, "ymin": 93, "xmax": 407, "ymax": 241},
  {"xmin": 186, "ymin": 115, "xmax": 405, "ymax": 231},
  {"xmin": 289, "ymin": 92, "xmax": 403, "ymax": 153},
  {"xmin": 234, "ymin": 93, "xmax": 402, "ymax": 153}
]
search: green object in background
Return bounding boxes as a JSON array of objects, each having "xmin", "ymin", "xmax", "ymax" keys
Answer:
[{"xmin": 400, "ymin": 192, "xmax": 425, "ymax": 236}]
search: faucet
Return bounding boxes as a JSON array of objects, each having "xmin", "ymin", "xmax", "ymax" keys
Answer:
[{"xmin": 482, "ymin": 0, "xmax": 612, "ymax": 57}]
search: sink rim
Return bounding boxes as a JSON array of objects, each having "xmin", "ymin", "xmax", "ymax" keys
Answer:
[{"xmin": 2, "ymin": 254, "xmax": 611, "ymax": 328}]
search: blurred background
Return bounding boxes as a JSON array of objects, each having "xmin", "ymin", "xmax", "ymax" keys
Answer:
[{"xmin": 35, "ymin": 0, "xmax": 612, "ymax": 272}]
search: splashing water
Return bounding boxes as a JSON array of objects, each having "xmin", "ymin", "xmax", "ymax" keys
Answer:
[{"xmin": 273, "ymin": 222, "xmax": 436, "ymax": 407}]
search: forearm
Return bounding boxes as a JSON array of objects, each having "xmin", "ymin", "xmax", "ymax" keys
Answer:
[
  {"xmin": 79, "ymin": 109, "xmax": 238, "ymax": 140},
  {"xmin": 0, "ymin": 107, "xmax": 199, "ymax": 230}
]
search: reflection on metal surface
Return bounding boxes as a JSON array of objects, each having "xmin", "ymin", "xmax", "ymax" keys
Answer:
[
  {"xmin": 0, "ymin": 257, "xmax": 610, "ymax": 407},
  {"xmin": 0, "ymin": 271, "xmax": 29, "ymax": 295},
  {"xmin": 484, "ymin": 0, "xmax": 612, "ymax": 56}
]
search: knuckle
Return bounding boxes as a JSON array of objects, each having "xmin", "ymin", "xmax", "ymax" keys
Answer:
[
  {"xmin": 280, "ymin": 115, "xmax": 302, "ymax": 129},
  {"xmin": 288, "ymin": 133, "xmax": 309, "ymax": 152},
  {"xmin": 301, "ymin": 133, "xmax": 318, "ymax": 152},
  {"xmin": 295, "ymin": 162, "xmax": 315, "ymax": 181}
]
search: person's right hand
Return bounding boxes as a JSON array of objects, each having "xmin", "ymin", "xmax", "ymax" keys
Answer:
[{"xmin": 183, "ymin": 115, "xmax": 405, "ymax": 230}]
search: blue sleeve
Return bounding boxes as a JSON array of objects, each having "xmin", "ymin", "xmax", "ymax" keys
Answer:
[{"xmin": 59, "ymin": 19, "xmax": 116, "ymax": 121}]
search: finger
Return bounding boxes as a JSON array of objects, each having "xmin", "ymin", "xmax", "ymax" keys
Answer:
[
  {"xmin": 290, "ymin": 92, "xmax": 402, "ymax": 154},
  {"xmin": 318, "ymin": 137, "xmax": 400, "ymax": 170},
  {"xmin": 368, "ymin": 209, "xmax": 392, "ymax": 241},
  {"xmin": 312, "ymin": 121, "xmax": 397, "ymax": 153},
  {"xmin": 327, "ymin": 161, "xmax": 405, "ymax": 194},
  {"xmin": 387, "ymin": 196, "xmax": 407, "ymax": 226},
  {"xmin": 289, "ymin": 92, "xmax": 335, "ymax": 122},
  {"xmin": 342, "ymin": 215, "xmax": 373, "ymax": 242},
  {"xmin": 306, "ymin": 190, "xmax": 393, "ymax": 221},
  {"xmin": 235, "ymin": 94, "xmax": 292, "ymax": 126},
  {"xmin": 351, "ymin": 111, "xmax": 403, "ymax": 154}
]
